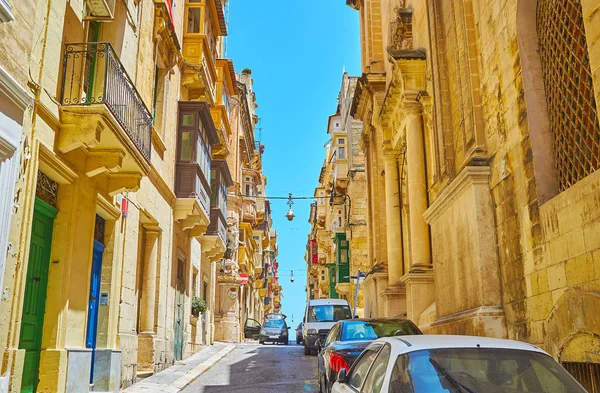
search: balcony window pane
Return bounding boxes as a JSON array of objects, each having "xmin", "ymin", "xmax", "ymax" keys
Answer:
[
  {"xmin": 339, "ymin": 146, "xmax": 346, "ymax": 160},
  {"xmin": 180, "ymin": 131, "xmax": 193, "ymax": 161},
  {"xmin": 182, "ymin": 113, "xmax": 195, "ymax": 127},
  {"xmin": 187, "ymin": 7, "xmax": 201, "ymax": 33}
]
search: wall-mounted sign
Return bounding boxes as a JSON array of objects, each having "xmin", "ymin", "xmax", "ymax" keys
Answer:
[{"xmin": 100, "ymin": 292, "xmax": 109, "ymax": 306}]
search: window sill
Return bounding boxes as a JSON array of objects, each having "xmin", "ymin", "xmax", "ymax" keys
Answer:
[
  {"xmin": 0, "ymin": 0, "xmax": 13, "ymax": 22},
  {"xmin": 151, "ymin": 127, "xmax": 167, "ymax": 157}
]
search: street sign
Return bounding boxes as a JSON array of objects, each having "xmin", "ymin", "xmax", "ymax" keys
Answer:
[{"xmin": 239, "ymin": 273, "xmax": 249, "ymax": 285}]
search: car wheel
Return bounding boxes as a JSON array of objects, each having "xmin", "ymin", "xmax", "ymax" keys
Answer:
[
  {"xmin": 285, "ymin": 339, "xmax": 289, "ymax": 345},
  {"xmin": 304, "ymin": 345, "xmax": 310, "ymax": 355}
]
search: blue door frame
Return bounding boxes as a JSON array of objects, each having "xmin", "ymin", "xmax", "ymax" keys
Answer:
[{"xmin": 86, "ymin": 240, "xmax": 104, "ymax": 384}]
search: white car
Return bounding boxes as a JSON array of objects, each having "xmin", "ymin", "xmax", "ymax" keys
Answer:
[
  {"xmin": 330, "ymin": 335, "xmax": 588, "ymax": 393},
  {"xmin": 303, "ymin": 298, "xmax": 353, "ymax": 355}
]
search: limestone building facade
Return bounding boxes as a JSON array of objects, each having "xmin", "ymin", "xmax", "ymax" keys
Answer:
[
  {"xmin": 306, "ymin": 73, "xmax": 368, "ymax": 314},
  {"xmin": 0, "ymin": 0, "xmax": 278, "ymax": 392},
  {"xmin": 346, "ymin": 0, "xmax": 600, "ymax": 389}
]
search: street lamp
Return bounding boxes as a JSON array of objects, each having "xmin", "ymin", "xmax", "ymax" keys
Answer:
[
  {"xmin": 290, "ymin": 270, "xmax": 295, "ymax": 283},
  {"xmin": 285, "ymin": 193, "xmax": 295, "ymax": 221}
]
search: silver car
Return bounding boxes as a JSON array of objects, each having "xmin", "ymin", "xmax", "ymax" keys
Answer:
[{"xmin": 330, "ymin": 335, "xmax": 588, "ymax": 393}]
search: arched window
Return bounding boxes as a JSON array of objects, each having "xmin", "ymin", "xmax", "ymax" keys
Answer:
[{"xmin": 537, "ymin": 0, "xmax": 600, "ymax": 191}]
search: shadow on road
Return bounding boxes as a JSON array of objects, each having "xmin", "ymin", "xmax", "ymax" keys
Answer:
[{"xmin": 197, "ymin": 342, "xmax": 318, "ymax": 393}]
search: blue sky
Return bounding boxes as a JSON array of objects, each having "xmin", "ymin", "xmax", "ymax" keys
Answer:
[{"xmin": 227, "ymin": 1, "xmax": 361, "ymax": 326}]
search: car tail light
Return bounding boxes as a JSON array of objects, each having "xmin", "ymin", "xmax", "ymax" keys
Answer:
[{"xmin": 329, "ymin": 353, "xmax": 350, "ymax": 373}]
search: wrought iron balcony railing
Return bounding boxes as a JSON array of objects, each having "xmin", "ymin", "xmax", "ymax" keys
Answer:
[{"xmin": 61, "ymin": 42, "xmax": 152, "ymax": 161}]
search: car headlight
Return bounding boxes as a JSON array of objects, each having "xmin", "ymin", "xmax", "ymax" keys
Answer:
[
  {"xmin": 307, "ymin": 329, "xmax": 318, "ymax": 335},
  {"xmin": 260, "ymin": 329, "xmax": 266, "ymax": 335}
]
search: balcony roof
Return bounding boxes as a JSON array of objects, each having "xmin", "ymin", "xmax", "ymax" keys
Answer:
[{"xmin": 211, "ymin": 0, "xmax": 228, "ymax": 36}]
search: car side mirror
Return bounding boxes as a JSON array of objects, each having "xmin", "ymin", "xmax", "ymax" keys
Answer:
[{"xmin": 337, "ymin": 368, "xmax": 347, "ymax": 383}]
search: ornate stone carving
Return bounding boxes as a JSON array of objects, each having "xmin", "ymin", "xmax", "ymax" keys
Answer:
[
  {"xmin": 221, "ymin": 217, "xmax": 240, "ymax": 275},
  {"xmin": 389, "ymin": 8, "xmax": 413, "ymax": 51}
]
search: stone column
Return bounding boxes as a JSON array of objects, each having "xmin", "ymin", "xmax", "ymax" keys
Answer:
[
  {"xmin": 383, "ymin": 149, "xmax": 404, "ymax": 284},
  {"xmin": 140, "ymin": 228, "xmax": 159, "ymax": 333},
  {"xmin": 401, "ymin": 102, "xmax": 435, "ymax": 323},
  {"xmin": 406, "ymin": 106, "xmax": 432, "ymax": 271}
]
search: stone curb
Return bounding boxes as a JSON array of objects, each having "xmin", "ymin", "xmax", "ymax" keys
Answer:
[{"xmin": 170, "ymin": 344, "xmax": 236, "ymax": 391}]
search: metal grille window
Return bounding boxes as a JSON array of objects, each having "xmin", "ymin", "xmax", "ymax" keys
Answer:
[
  {"xmin": 562, "ymin": 362, "xmax": 600, "ymax": 393},
  {"xmin": 537, "ymin": 0, "xmax": 600, "ymax": 191},
  {"xmin": 36, "ymin": 171, "xmax": 59, "ymax": 207}
]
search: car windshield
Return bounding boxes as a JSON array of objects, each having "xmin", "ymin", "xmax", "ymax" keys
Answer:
[
  {"xmin": 341, "ymin": 320, "xmax": 421, "ymax": 341},
  {"xmin": 307, "ymin": 305, "xmax": 352, "ymax": 322},
  {"xmin": 390, "ymin": 348, "xmax": 587, "ymax": 393},
  {"xmin": 263, "ymin": 319, "xmax": 284, "ymax": 328}
]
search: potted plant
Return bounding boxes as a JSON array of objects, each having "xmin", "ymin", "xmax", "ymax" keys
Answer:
[{"xmin": 191, "ymin": 296, "xmax": 207, "ymax": 317}]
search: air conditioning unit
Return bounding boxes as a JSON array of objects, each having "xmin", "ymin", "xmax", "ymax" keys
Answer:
[{"xmin": 84, "ymin": 0, "xmax": 116, "ymax": 21}]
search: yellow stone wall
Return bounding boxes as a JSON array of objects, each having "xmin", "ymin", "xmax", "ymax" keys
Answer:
[{"xmin": 351, "ymin": 0, "xmax": 600, "ymax": 368}]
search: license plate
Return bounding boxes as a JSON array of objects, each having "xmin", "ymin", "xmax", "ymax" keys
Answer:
[{"xmin": 269, "ymin": 335, "xmax": 278, "ymax": 339}]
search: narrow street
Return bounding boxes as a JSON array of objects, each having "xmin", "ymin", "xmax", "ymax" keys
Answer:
[{"xmin": 181, "ymin": 341, "xmax": 318, "ymax": 393}]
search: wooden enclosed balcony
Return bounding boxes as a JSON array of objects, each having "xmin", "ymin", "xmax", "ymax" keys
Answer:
[
  {"xmin": 334, "ymin": 159, "xmax": 349, "ymax": 191},
  {"xmin": 242, "ymin": 197, "xmax": 257, "ymax": 225},
  {"xmin": 201, "ymin": 207, "xmax": 227, "ymax": 260},
  {"xmin": 59, "ymin": 42, "xmax": 152, "ymax": 194}
]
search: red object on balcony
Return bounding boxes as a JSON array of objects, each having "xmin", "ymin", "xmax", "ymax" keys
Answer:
[
  {"xmin": 310, "ymin": 239, "xmax": 318, "ymax": 265},
  {"xmin": 121, "ymin": 197, "xmax": 129, "ymax": 218},
  {"xmin": 165, "ymin": 0, "xmax": 174, "ymax": 27},
  {"xmin": 273, "ymin": 261, "xmax": 279, "ymax": 271}
]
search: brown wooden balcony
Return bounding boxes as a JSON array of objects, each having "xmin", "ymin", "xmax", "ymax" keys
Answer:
[
  {"xmin": 176, "ymin": 163, "xmax": 211, "ymax": 216},
  {"xmin": 59, "ymin": 42, "xmax": 152, "ymax": 193}
]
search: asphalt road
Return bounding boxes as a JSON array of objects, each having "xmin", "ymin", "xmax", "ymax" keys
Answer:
[{"xmin": 181, "ymin": 340, "xmax": 319, "ymax": 393}]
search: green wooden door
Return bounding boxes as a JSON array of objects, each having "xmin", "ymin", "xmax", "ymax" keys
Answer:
[{"xmin": 19, "ymin": 199, "xmax": 57, "ymax": 393}]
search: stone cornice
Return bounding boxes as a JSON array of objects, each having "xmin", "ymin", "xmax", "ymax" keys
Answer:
[
  {"xmin": 423, "ymin": 165, "xmax": 491, "ymax": 224},
  {"xmin": 0, "ymin": 65, "xmax": 33, "ymax": 111}
]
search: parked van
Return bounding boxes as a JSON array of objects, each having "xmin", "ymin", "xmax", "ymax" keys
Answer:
[{"xmin": 302, "ymin": 298, "xmax": 352, "ymax": 355}]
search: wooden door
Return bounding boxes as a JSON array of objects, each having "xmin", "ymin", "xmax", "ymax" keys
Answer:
[
  {"xmin": 19, "ymin": 199, "xmax": 57, "ymax": 393},
  {"xmin": 174, "ymin": 258, "xmax": 185, "ymax": 361},
  {"xmin": 85, "ymin": 240, "xmax": 105, "ymax": 383}
]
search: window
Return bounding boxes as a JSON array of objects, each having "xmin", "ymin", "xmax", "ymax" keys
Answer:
[
  {"xmin": 391, "ymin": 348, "xmax": 588, "ymax": 393},
  {"xmin": 180, "ymin": 132, "xmax": 193, "ymax": 161},
  {"xmin": 362, "ymin": 344, "xmax": 391, "ymax": 393},
  {"xmin": 202, "ymin": 278, "xmax": 208, "ymax": 301},
  {"xmin": 338, "ymin": 146, "xmax": 346, "ymax": 160},
  {"xmin": 307, "ymin": 305, "xmax": 351, "ymax": 322},
  {"xmin": 186, "ymin": 0, "xmax": 201, "ymax": 33},
  {"xmin": 0, "ymin": 0, "xmax": 14, "ymax": 23},
  {"xmin": 245, "ymin": 184, "xmax": 251, "ymax": 196},
  {"xmin": 325, "ymin": 323, "xmax": 341, "ymax": 347},
  {"xmin": 192, "ymin": 268, "xmax": 198, "ymax": 297},
  {"xmin": 537, "ymin": 0, "xmax": 600, "ymax": 191},
  {"xmin": 338, "ymin": 138, "xmax": 345, "ymax": 145},
  {"xmin": 178, "ymin": 107, "xmax": 212, "ymax": 177},
  {"xmin": 347, "ymin": 345, "xmax": 382, "ymax": 390},
  {"xmin": 341, "ymin": 320, "xmax": 421, "ymax": 341}
]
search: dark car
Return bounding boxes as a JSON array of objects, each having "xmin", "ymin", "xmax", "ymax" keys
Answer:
[
  {"xmin": 316, "ymin": 318, "xmax": 422, "ymax": 393},
  {"xmin": 296, "ymin": 323, "xmax": 303, "ymax": 344},
  {"xmin": 259, "ymin": 317, "xmax": 290, "ymax": 345}
]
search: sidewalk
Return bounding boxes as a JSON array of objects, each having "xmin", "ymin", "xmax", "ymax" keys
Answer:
[{"xmin": 121, "ymin": 343, "xmax": 236, "ymax": 393}]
